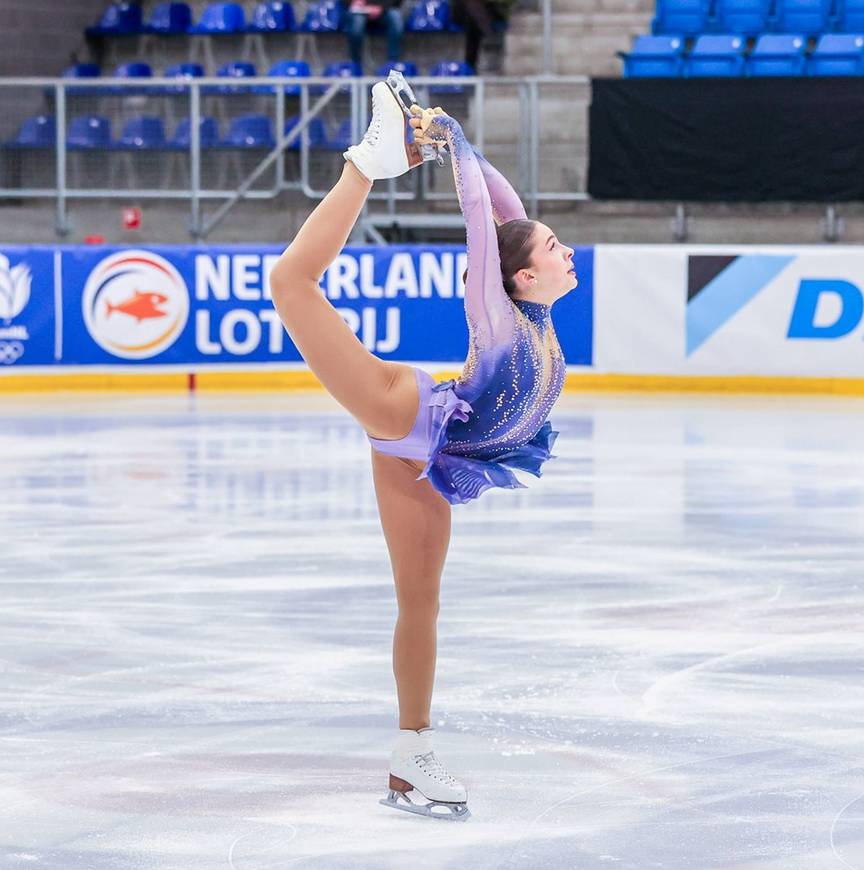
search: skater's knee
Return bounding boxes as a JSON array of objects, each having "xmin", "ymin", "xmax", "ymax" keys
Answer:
[
  {"xmin": 394, "ymin": 577, "xmax": 441, "ymax": 618},
  {"xmin": 270, "ymin": 255, "xmax": 318, "ymax": 296}
]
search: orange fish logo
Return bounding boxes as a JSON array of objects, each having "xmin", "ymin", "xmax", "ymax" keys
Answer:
[{"xmin": 106, "ymin": 290, "xmax": 168, "ymax": 322}]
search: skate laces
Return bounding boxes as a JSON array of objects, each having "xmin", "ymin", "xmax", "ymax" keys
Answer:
[
  {"xmin": 415, "ymin": 750, "xmax": 457, "ymax": 785},
  {"xmin": 361, "ymin": 95, "xmax": 383, "ymax": 149}
]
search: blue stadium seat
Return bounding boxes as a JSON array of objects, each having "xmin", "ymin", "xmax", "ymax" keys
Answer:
[
  {"xmin": 652, "ymin": 0, "xmax": 712, "ymax": 35},
  {"xmin": 109, "ymin": 62, "xmax": 153, "ymax": 95},
  {"xmin": 808, "ymin": 33, "xmax": 864, "ymax": 73},
  {"xmin": 327, "ymin": 118, "xmax": 353, "ymax": 150},
  {"xmin": 300, "ymin": 0, "xmax": 343, "ymax": 32},
  {"xmin": 619, "ymin": 35, "xmax": 686, "ymax": 76},
  {"xmin": 162, "ymin": 62, "xmax": 205, "ymax": 93},
  {"xmin": 835, "ymin": 0, "xmax": 864, "ymax": 30},
  {"xmin": 87, "ymin": 2, "xmax": 143, "ymax": 36},
  {"xmin": 313, "ymin": 60, "xmax": 362, "ymax": 94},
  {"xmin": 685, "ymin": 34, "xmax": 747, "ymax": 75},
  {"xmin": 8, "ymin": 115, "xmax": 56, "ymax": 148},
  {"xmin": 146, "ymin": 2, "xmax": 193, "ymax": 34},
  {"xmin": 248, "ymin": 1, "xmax": 296, "ymax": 31},
  {"xmin": 190, "ymin": 2, "xmax": 246, "ymax": 33},
  {"xmin": 222, "ymin": 115, "xmax": 276, "ymax": 147},
  {"xmin": 116, "ymin": 116, "xmax": 168, "ymax": 149},
  {"xmin": 375, "ymin": 61, "xmax": 419, "ymax": 77},
  {"xmin": 284, "ymin": 115, "xmax": 328, "ymax": 149},
  {"xmin": 773, "ymin": 0, "xmax": 833, "ymax": 33},
  {"xmin": 170, "ymin": 117, "xmax": 220, "ymax": 148},
  {"xmin": 209, "ymin": 61, "xmax": 257, "ymax": 94},
  {"xmin": 115, "ymin": 61, "xmax": 153, "ymax": 77},
  {"xmin": 428, "ymin": 60, "xmax": 474, "ymax": 93},
  {"xmin": 747, "ymin": 33, "xmax": 808, "ymax": 74},
  {"xmin": 67, "ymin": 115, "xmax": 112, "ymax": 149},
  {"xmin": 63, "ymin": 64, "xmax": 101, "ymax": 79},
  {"xmin": 406, "ymin": 0, "xmax": 451, "ymax": 32},
  {"xmin": 714, "ymin": 0, "xmax": 772, "ymax": 34},
  {"xmin": 60, "ymin": 63, "xmax": 101, "ymax": 96},
  {"xmin": 253, "ymin": 60, "xmax": 311, "ymax": 95}
]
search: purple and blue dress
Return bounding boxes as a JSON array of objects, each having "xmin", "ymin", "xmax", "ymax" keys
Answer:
[{"xmin": 367, "ymin": 116, "xmax": 566, "ymax": 505}]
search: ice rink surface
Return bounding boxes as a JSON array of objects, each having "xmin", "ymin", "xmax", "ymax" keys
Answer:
[{"xmin": 1, "ymin": 388, "xmax": 863, "ymax": 870}]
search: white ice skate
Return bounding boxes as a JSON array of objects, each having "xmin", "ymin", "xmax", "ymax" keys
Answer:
[
  {"xmin": 344, "ymin": 76, "xmax": 439, "ymax": 182},
  {"xmin": 379, "ymin": 727, "xmax": 471, "ymax": 821}
]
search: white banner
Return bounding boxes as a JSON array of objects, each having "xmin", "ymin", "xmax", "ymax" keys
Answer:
[{"xmin": 594, "ymin": 245, "xmax": 864, "ymax": 377}]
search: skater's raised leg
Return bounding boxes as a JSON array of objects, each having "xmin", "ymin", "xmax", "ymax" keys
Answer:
[{"xmin": 269, "ymin": 80, "xmax": 427, "ymax": 441}]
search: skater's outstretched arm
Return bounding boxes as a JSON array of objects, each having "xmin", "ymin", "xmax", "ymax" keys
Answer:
[
  {"xmin": 412, "ymin": 112, "xmax": 515, "ymax": 349},
  {"xmin": 471, "ymin": 147, "xmax": 528, "ymax": 225}
]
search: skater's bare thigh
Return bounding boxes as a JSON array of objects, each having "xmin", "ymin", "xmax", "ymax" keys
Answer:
[
  {"xmin": 272, "ymin": 277, "xmax": 419, "ymax": 440},
  {"xmin": 371, "ymin": 448, "xmax": 451, "ymax": 605}
]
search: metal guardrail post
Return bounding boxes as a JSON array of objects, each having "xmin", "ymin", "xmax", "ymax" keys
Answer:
[
  {"xmin": 300, "ymin": 82, "xmax": 310, "ymax": 195},
  {"xmin": 475, "ymin": 78, "xmax": 484, "ymax": 152},
  {"xmin": 518, "ymin": 82, "xmax": 529, "ymax": 203},
  {"xmin": 275, "ymin": 77, "xmax": 285, "ymax": 191},
  {"xmin": 529, "ymin": 79, "xmax": 539, "ymax": 218},
  {"xmin": 55, "ymin": 83, "xmax": 68, "ymax": 237},
  {"xmin": 542, "ymin": 0, "xmax": 554, "ymax": 75},
  {"xmin": 190, "ymin": 81, "xmax": 201, "ymax": 238}
]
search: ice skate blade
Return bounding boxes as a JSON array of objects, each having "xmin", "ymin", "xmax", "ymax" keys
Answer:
[
  {"xmin": 384, "ymin": 70, "xmax": 418, "ymax": 117},
  {"xmin": 384, "ymin": 70, "xmax": 445, "ymax": 168},
  {"xmin": 379, "ymin": 789, "xmax": 471, "ymax": 821}
]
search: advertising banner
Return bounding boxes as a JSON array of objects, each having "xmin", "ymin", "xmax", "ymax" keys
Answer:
[
  {"xmin": 0, "ymin": 249, "xmax": 57, "ymax": 367},
  {"xmin": 595, "ymin": 245, "xmax": 864, "ymax": 378},
  {"xmin": 0, "ymin": 244, "xmax": 594, "ymax": 371}
]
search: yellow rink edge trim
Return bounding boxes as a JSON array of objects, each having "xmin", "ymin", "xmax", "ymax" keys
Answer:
[
  {"xmin": 0, "ymin": 372, "xmax": 190, "ymax": 392},
  {"xmin": 1, "ymin": 370, "xmax": 863, "ymax": 395},
  {"xmin": 562, "ymin": 374, "xmax": 864, "ymax": 396}
]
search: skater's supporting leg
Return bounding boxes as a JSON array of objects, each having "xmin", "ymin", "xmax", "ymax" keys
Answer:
[
  {"xmin": 371, "ymin": 451, "xmax": 451, "ymax": 730},
  {"xmin": 269, "ymin": 163, "xmax": 418, "ymax": 441}
]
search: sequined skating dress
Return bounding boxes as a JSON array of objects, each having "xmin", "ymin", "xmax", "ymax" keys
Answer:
[{"xmin": 367, "ymin": 115, "xmax": 566, "ymax": 505}]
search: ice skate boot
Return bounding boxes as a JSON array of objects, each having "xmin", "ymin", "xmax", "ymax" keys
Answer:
[
  {"xmin": 344, "ymin": 79, "xmax": 435, "ymax": 181},
  {"xmin": 385, "ymin": 70, "xmax": 446, "ymax": 167},
  {"xmin": 379, "ymin": 726, "xmax": 471, "ymax": 821}
]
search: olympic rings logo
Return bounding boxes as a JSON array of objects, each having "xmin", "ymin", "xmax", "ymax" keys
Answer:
[{"xmin": 0, "ymin": 341, "xmax": 24, "ymax": 365}]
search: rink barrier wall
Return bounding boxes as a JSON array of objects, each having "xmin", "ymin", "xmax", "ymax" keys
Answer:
[
  {"xmin": 3, "ymin": 243, "xmax": 864, "ymax": 393},
  {"xmin": 4, "ymin": 371, "xmax": 864, "ymax": 396}
]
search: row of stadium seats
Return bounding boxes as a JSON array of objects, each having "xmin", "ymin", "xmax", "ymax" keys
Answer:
[
  {"xmin": 653, "ymin": 0, "xmax": 863, "ymax": 36},
  {"xmin": 59, "ymin": 59, "xmax": 475, "ymax": 95},
  {"xmin": 88, "ymin": 0, "xmax": 462, "ymax": 36},
  {"xmin": 6, "ymin": 113, "xmax": 357, "ymax": 151},
  {"xmin": 621, "ymin": 32, "xmax": 864, "ymax": 74}
]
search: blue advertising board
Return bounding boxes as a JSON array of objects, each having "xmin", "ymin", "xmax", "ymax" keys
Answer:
[{"xmin": 0, "ymin": 245, "xmax": 594, "ymax": 369}]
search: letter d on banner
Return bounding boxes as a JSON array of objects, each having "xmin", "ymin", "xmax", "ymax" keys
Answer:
[{"xmin": 787, "ymin": 280, "xmax": 863, "ymax": 339}]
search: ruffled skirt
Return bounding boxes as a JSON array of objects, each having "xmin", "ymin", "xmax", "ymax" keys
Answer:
[{"xmin": 416, "ymin": 377, "xmax": 560, "ymax": 506}]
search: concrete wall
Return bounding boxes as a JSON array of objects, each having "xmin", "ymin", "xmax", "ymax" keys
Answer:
[{"xmin": 0, "ymin": 0, "xmax": 104, "ymax": 143}]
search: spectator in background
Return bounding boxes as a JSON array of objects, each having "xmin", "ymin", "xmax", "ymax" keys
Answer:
[
  {"xmin": 347, "ymin": 0, "xmax": 405, "ymax": 72},
  {"xmin": 452, "ymin": 0, "xmax": 512, "ymax": 72}
]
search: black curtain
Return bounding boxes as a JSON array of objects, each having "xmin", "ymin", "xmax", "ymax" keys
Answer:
[{"xmin": 587, "ymin": 77, "xmax": 864, "ymax": 201}]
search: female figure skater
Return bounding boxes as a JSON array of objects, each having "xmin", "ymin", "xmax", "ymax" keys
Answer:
[{"xmin": 269, "ymin": 73, "xmax": 577, "ymax": 821}]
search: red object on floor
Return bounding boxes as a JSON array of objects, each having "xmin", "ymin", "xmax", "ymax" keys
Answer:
[{"xmin": 84, "ymin": 234, "xmax": 105, "ymax": 245}]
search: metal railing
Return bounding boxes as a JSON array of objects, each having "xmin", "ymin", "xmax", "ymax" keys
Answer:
[{"xmin": 0, "ymin": 75, "xmax": 590, "ymax": 241}]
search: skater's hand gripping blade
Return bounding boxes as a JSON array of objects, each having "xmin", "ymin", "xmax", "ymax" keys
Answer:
[{"xmin": 385, "ymin": 70, "xmax": 446, "ymax": 167}]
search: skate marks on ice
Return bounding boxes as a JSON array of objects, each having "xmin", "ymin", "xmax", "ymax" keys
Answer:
[
  {"xmin": 228, "ymin": 824, "xmax": 298, "ymax": 870},
  {"xmin": 2, "ymin": 392, "xmax": 864, "ymax": 868}
]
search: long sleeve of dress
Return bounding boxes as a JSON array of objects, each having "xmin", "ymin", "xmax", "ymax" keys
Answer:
[
  {"xmin": 472, "ymin": 147, "xmax": 528, "ymax": 225},
  {"xmin": 424, "ymin": 115, "xmax": 515, "ymax": 350}
]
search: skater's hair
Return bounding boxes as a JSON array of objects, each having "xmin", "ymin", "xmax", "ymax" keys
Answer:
[{"xmin": 461, "ymin": 219, "xmax": 538, "ymax": 296}]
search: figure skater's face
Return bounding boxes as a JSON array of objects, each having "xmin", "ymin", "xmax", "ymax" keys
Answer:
[{"xmin": 511, "ymin": 222, "xmax": 576, "ymax": 304}]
